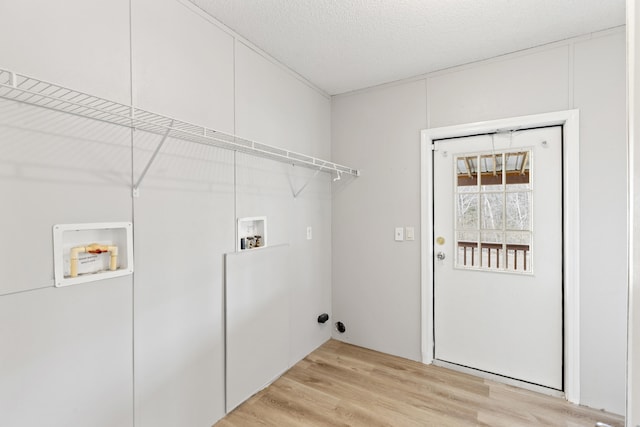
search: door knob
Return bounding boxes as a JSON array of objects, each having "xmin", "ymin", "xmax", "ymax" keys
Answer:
[{"xmin": 437, "ymin": 251, "xmax": 446, "ymax": 260}]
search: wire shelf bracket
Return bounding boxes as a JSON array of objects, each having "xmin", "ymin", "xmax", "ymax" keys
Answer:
[
  {"xmin": 132, "ymin": 120, "xmax": 173, "ymax": 197},
  {"xmin": 0, "ymin": 68, "xmax": 360, "ymax": 195}
]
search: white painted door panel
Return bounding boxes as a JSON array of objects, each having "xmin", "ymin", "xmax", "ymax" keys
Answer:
[{"xmin": 433, "ymin": 126, "xmax": 562, "ymax": 390}]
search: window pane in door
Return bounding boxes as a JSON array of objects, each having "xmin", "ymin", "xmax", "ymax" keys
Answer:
[
  {"xmin": 454, "ymin": 149, "xmax": 533, "ymax": 274},
  {"xmin": 479, "ymin": 153, "xmax": 503, "ymax": 192},
  {"xmin": 481, "ymin": 193, "xmax": 504, "ymax": 230},
  {"xmin": 457, "ymin": 156, "xmax": 478, "ymax": 190},
  {"xmin": 456, "ymin": 193, "xmax": 478, "ymax": 230},
  {"xmin": 506, "ymin": 192, "xmax": 531, "ymax": 230}
]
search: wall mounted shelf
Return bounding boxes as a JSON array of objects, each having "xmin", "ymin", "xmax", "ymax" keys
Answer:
[{"xmin": 0, "ymin": 68, "xmax": 360, "ymax": 194}]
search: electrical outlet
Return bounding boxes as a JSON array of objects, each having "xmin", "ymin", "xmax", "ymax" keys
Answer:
[
  {"xmin": 306, "ymin": 226, "xmax": 312, "ymax": 240},
  {"xmin": 395, "ymin": 227, "xmax": 404, "ymax": 241}
]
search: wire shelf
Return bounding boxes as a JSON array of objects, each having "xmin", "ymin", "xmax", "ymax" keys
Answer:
[{"xmin": 0, "ymin": 68, "xmax": 360, "ymax": 189}]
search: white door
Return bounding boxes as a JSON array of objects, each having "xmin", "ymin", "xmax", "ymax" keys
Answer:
[{"xmin": 433, "ymin": 126, "xmax": 563, "ymax": 390}]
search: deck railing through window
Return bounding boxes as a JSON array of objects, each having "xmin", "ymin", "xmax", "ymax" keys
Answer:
[{"xmin": 457, "ymin": 241, "xmax": 530, "ymax": 271}]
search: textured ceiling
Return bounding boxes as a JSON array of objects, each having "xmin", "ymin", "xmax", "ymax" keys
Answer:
[{"xmin": 188, "ymin": 0, "xmax": 625, "ymax": 95}]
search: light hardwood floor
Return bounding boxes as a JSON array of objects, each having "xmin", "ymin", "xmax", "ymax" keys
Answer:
[{"xmin": 215, "ymin": 339, "xmax": 623, "ymax": 426}]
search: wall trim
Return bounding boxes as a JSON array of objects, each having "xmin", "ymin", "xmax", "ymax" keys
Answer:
[{"xmin": 420, "ymin": 109, "xmax": 581, "ymax": 404}]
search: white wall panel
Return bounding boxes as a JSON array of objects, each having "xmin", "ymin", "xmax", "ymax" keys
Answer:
[
  {"xmin": 629, "ymin": 3, "xmax": 640, "ymax": 424},
  {"xmin": 288, "ymin": 177, "xmax": 333, "ymax": 364},
  {"xmin": 132, "ymin": 139, "xmax": 233, "ymax": 427},
  {"xmin": 234, "ymin": 154, "xmax": 333, "ymax": 366},
  {"xmin": 234, "ymin": 41, "xmax": 331, "ymax": 156},
  {"xmin": 427, "ymin": 46, "xmax": 569, "ymax": 128},
  {"xmin": 132, "ymin": 0, "xmax": 234, "ymax": 132},
  {"xmin": 0, "ymin": 0, "xmax": 131, "ymax": 103},
  {"xmin": 131, "ymin": 1, "xmax": 235, "ymax": 425},
  {"xmin": 226, "ymin": 244, "xmax": 291, "ymax": 411},
  {"xmin": 0, "ymin": 280, "xmax": 133, "ymax": 427},
  {"xmin": 0, "ymin": 2, "xmax": 135, "ymax": 426},
  {"xmin": 0, "ymin": 103, "xmax": 132, "ymax": 296},
  {"xmin": 573, "ymin": 31, "xmax": 627, "ymax": 414},
  {"xmin": 235, "ymin": 41, "xmax": 333, "ymax": 366},
  {"xmin": 331, "ymin": 79, "xmax": 427, "ymax": 361}
]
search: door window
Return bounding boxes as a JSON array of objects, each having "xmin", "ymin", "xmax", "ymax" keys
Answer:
[{"xmin": 454, "ymin": 150, "xmax": 532, "ymax": 273}]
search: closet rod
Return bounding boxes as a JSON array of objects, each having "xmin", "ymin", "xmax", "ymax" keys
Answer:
[{"xmin": 0, "ymin": 68, "xmax": 360, "ymax": 188}]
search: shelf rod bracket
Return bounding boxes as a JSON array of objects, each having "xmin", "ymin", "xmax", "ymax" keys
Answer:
[{"xmin": 132, "ymin": 120, "xmax": 174, "ymax": 196}]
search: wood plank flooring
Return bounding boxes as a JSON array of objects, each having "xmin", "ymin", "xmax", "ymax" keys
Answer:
[{"xmin": 215, "ymin": 339, "xmax": 624, "ymax": 427}]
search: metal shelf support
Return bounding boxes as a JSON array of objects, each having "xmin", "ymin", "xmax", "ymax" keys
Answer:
[
  {"xmin": 132, "ymin": 120, "xmax": 173, "ymax": 196},
  {"xmin": 293, "ymin": 167, "xmax": 322, "ymax": 199}
]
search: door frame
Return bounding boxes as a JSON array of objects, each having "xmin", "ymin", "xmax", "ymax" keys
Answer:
[{"xmin": 420, "ymin": 109, "xmax": 580, "ymax": 404}]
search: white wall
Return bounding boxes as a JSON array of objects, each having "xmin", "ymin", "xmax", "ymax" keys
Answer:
[
  {"xmin": 628, "ymin": 1, "xmax": 640, "ymax": 425},
  {"xmin": 0, "ymin": 0, "xmax": 332, "ymax": 426},
  {"xmin": 332, "ymin": 80, "xmax": 427, "ymax": 360},
  {"xmin": 0, "ymin": 1, "xmax": 134, "ymax": 426},
  {"xmin": 332, "ymin": 28, "xmax": 627, "ymax": 414},
  {"xmin": 234, "ymin": 41, "xmax": 333, "ymax": 366},
  {"xmin": 131, "ymin": 1, "xmax": 234, "ymax": 425},
  {"xmin": 573, "ymin": 31, "xmax": 627, "ymax": 413}
]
